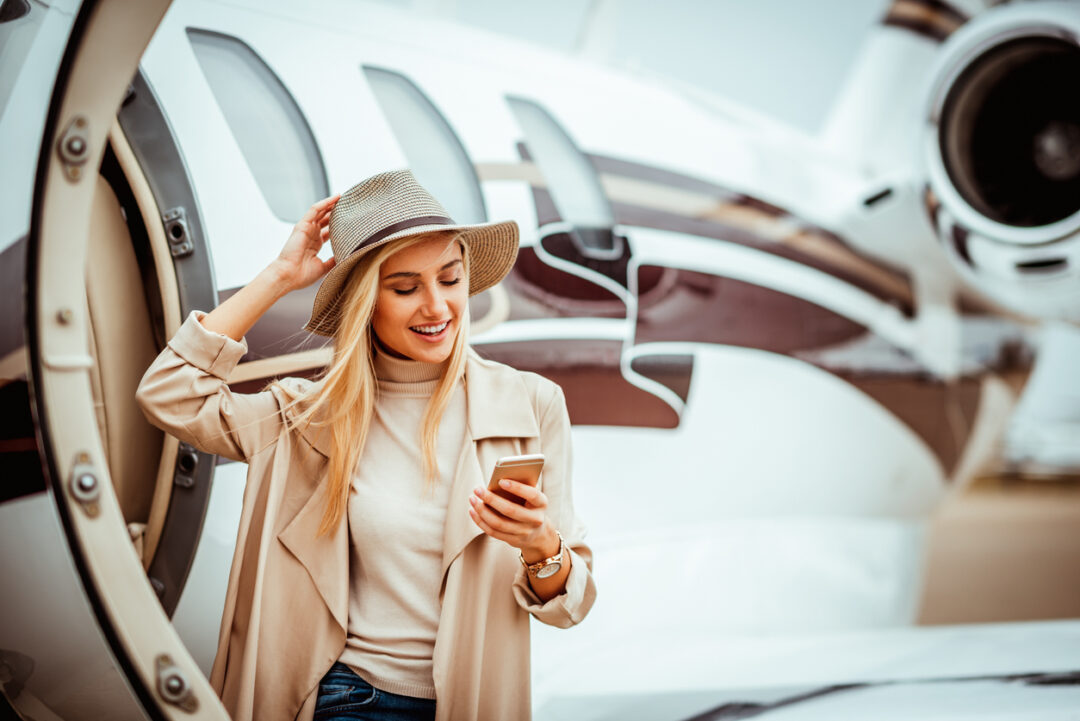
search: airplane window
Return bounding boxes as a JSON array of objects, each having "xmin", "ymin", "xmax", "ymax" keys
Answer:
[
  {"xmin": 363, "ymin": 66, "xmax": 487, "ymax": 224},
  {"xmin": 187, "ymin": 28, "xmax": 329, "ymax": 223},
  {"xmin": 506, "ymin": 95, "xmax": 613, "ymax": 229}
]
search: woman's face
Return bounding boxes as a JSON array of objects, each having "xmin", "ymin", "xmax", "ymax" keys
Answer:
[{"xmin": 372, "ymin": 235, "xmax": 466, "ymax": 363}]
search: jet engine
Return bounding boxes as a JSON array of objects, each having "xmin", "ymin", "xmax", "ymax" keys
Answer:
[{"xmin": 922, "ymin": 1, "xmax": 1080, "ymax": 321}]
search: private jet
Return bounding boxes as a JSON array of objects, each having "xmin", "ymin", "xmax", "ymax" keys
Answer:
[{"xmin": 2, "ymin": 0, "xmax": 1079, "ymax": 718}]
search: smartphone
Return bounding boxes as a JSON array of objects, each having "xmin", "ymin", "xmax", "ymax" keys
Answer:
[{"xmin": 487, "ymin": 453, "xmax": 545, "ymax": 506}]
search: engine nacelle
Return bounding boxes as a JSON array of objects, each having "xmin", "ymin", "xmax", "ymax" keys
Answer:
[{"xmin": 922, "ymin": 1, "xmax": 1080, "ymax": 321}]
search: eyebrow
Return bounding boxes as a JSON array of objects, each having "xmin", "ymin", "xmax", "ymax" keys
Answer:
[{"xmin": 383, "ymin": 259, "xmax": 462, "ymax": 281}]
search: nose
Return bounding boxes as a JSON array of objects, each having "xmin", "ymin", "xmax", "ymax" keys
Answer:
[{"xmin": 420, "ymin": 281, "xmax": 449, "ymax": 318}]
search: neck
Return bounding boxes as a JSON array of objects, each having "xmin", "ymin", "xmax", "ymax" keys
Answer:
[{"xmin": 373, "ymin": 334, "xmax": 411, "ymax": 360}]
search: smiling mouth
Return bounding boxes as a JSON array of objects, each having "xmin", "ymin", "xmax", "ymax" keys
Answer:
[{"xmin": 410, "ymin": 320, "xmax": 450, "ymax": 336}]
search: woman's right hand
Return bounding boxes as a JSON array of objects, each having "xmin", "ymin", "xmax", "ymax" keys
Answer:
[{"xmin": 271, "ymin": 194, "xmax": 341, "ymax": 292}]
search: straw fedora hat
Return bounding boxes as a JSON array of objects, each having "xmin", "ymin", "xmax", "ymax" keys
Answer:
[{"xmin": 304, "ymin": 169, "xmax": 519, "ymax": 337}]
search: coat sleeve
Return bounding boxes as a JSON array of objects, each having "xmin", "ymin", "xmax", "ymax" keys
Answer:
[
  {"xmin": 511, "ymin": 382, "xmax": 597, "ymax": 628},
  {"xmin": 135, "ymin": 310, "xmax": 283, "ymax": 463}
]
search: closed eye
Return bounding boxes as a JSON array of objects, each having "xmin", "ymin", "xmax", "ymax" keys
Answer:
[{"xmin": 392, "ymin": 287, "xmax": 417, "ymax": 296}]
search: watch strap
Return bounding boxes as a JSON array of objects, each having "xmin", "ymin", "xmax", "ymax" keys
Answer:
[{"xmin": 520, "ymin": 530, "xmax": 565, "ymax": 577}]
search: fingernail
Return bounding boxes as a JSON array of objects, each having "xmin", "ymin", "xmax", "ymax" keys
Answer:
[{"xmin": 499, "ymin": 479, "xmax": 510, "ymax": 488}]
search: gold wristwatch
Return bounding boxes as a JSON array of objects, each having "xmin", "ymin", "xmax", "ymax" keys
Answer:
[{"xmin": 520, "ymin": 531, "xmax": 565, "ymax": 579}]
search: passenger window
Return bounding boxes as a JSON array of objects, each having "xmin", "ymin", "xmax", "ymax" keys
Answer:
[
  {"xmin": 506, "ymin": 96, "xmax": 614, "ymax": 232},
  {"xmin": 363, "ymin": 66, "xmax": 487, "ymax": 224},
  {"xmin": 187, "ymin": 29, "xmax": 329, "ymax": 222}
]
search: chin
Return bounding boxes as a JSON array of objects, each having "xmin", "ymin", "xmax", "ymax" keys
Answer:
[
  {"xmin": 412, "ymin": 347, "xmax": 452, "ymax": 364},
  {"xmin": 402, "ymin": 331, "xmax": 457, "ymax": 364}
]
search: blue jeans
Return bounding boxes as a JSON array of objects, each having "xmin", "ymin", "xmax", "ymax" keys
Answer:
[{"xmin": 315, "ymin": 662, "xmax": 436, "ymax": 721}]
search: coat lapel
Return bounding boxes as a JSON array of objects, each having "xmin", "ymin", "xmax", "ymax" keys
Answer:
[
  {"xmin": 277, "ymin": 473, "xmax": 349, "ymax": 631},
  {"xmin": 274, "ymin": 391, "xmax": 348, "ymax": 632},
  {"xmin": 439, "ymin": 351, "xmax": 540, "ymax": 588}
]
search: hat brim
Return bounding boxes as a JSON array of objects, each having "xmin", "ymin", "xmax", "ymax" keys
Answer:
[{"xmin": 303, "ymin": 219, "xmax": 519, "ymax": 337}]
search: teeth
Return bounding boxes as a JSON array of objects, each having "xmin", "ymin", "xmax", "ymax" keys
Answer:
[{"xmin": 412, "ymin": 321, "xmax": 449, "ymax": 335}]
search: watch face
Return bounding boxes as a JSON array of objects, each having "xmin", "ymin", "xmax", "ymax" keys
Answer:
[{"xmin": 536, "ymin": 561, "xmax": 561, "ymax": 579}]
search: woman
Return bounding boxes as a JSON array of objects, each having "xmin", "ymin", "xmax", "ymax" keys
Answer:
[{"xmin": 136, "ymin": 170, "xmax": 597, "ymax": 721}]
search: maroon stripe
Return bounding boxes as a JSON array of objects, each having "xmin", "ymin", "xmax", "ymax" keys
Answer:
[
  {"xmin": 732, "ymin": 193, "xmax": 786, "ymax": 217},
  {"xmin": 633, "ymin": 267, "xmax": 867, "ymax": 354},
  {"xmin": 609, "ymin": 200, "xmax": 916, "ymax": 317},
  {"xmin": 883, "ymin": 15, "xmax": 953, "ymax": 42},
  {"xmin": 349, "ymin": 215, "xmax": 453, "ymax": 257},
  {"xmin": 891, "ymin": 0, "xmax": 969, "ymax": 26}
]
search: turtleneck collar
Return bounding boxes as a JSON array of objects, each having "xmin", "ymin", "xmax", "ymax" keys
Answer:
[{"xmin": 372, "ymin": 341, "xmax": 446, "ymax": 384}]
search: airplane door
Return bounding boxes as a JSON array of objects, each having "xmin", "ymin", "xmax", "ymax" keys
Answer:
[{"xmin": 1, "ymin": 0, "xmax": 233, "ymax": 718}]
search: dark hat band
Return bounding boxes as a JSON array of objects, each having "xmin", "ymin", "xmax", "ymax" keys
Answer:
[{"xmin": 344, "ymin": 214, "xmax": 454, "ymax": 260}]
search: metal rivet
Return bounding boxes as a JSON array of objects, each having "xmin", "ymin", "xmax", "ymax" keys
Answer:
[
  {"xmin": 159, "ymin": 668, "xmax": 188, "ymax": 701},
  {"xmin": 155, "ymin": 654, "xmax": 197, "ymax": 710},
  {"xmin": 76, "ymin": 473, "xmax": 96, "ymax": 493},
  {"xmin": 70, "ymin": 470, "xmax": 99, "ymax": 503},
  {"xmin": 65, "ymin": 136, "xmax": 86, "ymax": 157},
  {"xmin": 56, "ymin": 308, "xmax": 73, "ymax": 324}
]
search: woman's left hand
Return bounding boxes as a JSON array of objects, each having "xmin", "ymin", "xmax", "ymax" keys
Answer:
[{"xmin": 469, "ymin": 480, "xmax": 560, "ymax": 561}]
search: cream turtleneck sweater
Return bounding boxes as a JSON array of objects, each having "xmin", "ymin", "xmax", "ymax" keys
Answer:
[{"xmin": 338, "ymin": 347, "xmax": 466, "ymax": 699}]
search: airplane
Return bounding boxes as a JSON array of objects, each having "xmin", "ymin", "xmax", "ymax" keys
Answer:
[{"xmin": 1, "ymin": 0, "xmax": 1078, "ymax": 718}]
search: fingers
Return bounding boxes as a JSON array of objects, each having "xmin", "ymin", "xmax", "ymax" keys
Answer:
[
  {"xmin": 493, "ymin": 478, "xmax": 546, "ymax": 509},
  {"xmin": 468, "ymin": 506, "xmax": 517, "ymax": 546},
  {"xmin": 469, "ymin": 489, "xmax": 542, "ymax": 535},
  {"xmin": 303, "ymin": 193, "xmax": 340, "ymax": 223},
  {"xmin": 473, "ymin": 486, "xmax": 541, "ymax": 524}
]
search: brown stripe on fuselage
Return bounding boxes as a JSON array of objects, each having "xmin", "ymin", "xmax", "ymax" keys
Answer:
[
  {"xmin": 507, "ymin": 246, "xmax": 625, "ymax": 317},
  {"xmin": 218, "ymin": 284, "xmax": 332, "ymax": 363},
  {"xmin": 228, "ymin": 364, "xmax": 324, "ymax": 395},
  {"xmin": 611, "ymin": 200, "xmax": 915, "ymax": 317},
  {"xmin": 635, "ymin": 266, "xmax": 867, "ymax": 353},
  {"xmin": 481, "ymin": 154, "xmax": 916, "ymax": 317},
  {"xmin": 883, "ymin": 0, "xmax": 968, "ymax": 42},
  {"xmin": 586, "ymin": 153, "xmax": 914, "ymax": 314},
  {"xmin": 474, "ymin": 339, "xmax": 679, "ymax": 428}
]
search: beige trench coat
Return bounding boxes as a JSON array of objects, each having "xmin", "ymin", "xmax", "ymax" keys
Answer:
[{"xmin": 136, "ymin": 311, "xmax": 597, "ymax": 721}]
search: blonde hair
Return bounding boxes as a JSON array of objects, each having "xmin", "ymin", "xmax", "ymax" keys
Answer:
[{"xmin": 275, "ymin": 232, "xmax": 470, "ymax": 536}]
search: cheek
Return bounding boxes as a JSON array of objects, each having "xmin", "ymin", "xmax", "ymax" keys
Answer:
[
  {"xmin": 448, "ymin": 295, "xmax": 468, "ymax": 327},
  {"xmin": 449, "ymin": 284, "xmax": 468, "ymax": 315},
  {"xmin": 373, "ymin": 293, "xmax": 410, "ymax": 335}
]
